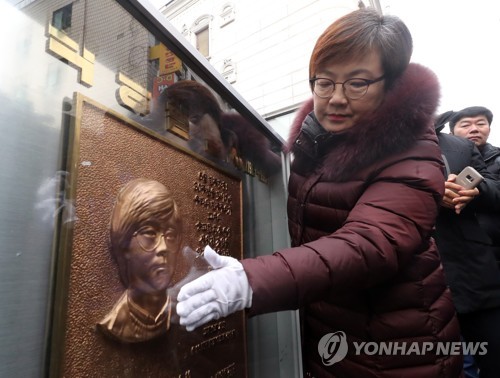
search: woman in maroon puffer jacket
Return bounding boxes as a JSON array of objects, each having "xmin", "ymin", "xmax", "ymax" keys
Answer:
[{"xmin": 177, "ymin": 8, "xmax": 463, "ymax": 377}]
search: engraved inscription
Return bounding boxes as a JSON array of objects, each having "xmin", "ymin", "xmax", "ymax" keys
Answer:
[
  {"xmin": 193, "ymin": 171, "xmax": 233, "ymax": 255},
  {"xmin": 211, "ymin": 363, "xmax": 236, "ymax": 378},
  {"xmin": 202, "ymin": 320, "xmax": 227, "ymax": 337},
  {"xmin": 190, "ymin": 329, "xmax": 236, "ymax": 355}
]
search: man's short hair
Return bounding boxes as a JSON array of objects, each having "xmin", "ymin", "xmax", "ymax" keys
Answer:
[{"xmin": 449, "ymin": 106, "xmax": 493, "ymax": 131}]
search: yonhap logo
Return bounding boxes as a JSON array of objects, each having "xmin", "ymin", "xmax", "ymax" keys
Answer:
[
  {"xmin": 318, "ymin": 331, "xmax": 488, "ymax": 366},
  {"xmin": 318, "ymin": 331, "xmax": 348, "ymax": 366}
]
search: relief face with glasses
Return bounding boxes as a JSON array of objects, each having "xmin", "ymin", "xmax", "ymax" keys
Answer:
[
  {"xmin": 98, "ymin": 178, "xmax": 184, "ymax": 343},
  {"xmin": 109, "ymin": 178, "xmax": 183, "ymax": 292},
  {"xmin": 126, "ymin": 220, "xmax": 181, "ymax": 294}
]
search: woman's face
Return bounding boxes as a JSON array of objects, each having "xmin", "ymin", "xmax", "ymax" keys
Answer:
[{"xmin": 312, "ymin": 49, "xmax": 385, "ymax": 132}]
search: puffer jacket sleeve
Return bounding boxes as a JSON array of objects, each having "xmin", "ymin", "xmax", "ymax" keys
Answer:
[{"xmin": 242, "ymin": 139, "xmax": 445, "ymax": 316}]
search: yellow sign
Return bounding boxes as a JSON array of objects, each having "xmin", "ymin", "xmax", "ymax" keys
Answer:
[{"xmin": 149, "ymin": 44, "xmax": 182, "ymax": 75}]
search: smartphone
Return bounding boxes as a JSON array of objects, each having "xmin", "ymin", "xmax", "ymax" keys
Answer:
[{"xmin": 454, "ymin": 166, "xmax": 484, "ymax": 190}]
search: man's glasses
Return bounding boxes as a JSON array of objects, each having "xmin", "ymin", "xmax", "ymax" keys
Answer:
[
  {"xmin": 132, "ymin": 227, "xmax": 178, "ymax": 252},
  {"xmin": 309, "ymin": 76, "xmax": 385, "ymax": 100}
]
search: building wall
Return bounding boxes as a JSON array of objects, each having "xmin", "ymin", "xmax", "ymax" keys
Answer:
[{"xmin": 161, "ymin": 0, "xmax": 362, "ymax": 139}]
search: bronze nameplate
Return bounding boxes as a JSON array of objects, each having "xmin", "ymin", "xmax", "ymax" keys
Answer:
[{"xmin": 50, "ymin": 93, "xmax": 247, "ymax": 377}]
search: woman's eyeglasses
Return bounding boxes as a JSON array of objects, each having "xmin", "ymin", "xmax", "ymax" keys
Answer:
[{"xmin": 309, "ymin": 76, "xmax": 385, "ymax": 100}]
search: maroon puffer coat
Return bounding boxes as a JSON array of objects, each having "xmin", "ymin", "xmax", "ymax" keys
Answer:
[{"xmin": 241, "ymin": 64, "xmax": 462, "ymax": 377}]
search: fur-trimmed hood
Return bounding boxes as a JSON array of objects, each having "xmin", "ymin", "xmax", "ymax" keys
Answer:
[{"xmin": 287, "ymin": 63, "xmax": 440, "ymax": 180}]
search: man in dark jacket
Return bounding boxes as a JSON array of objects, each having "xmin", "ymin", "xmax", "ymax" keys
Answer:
[
  {"xmin": 434, "ymin": 112, "xmax": 500, "ymax": 377},
  {"xmin": 448, "ymin": 107, "xmax": 500, "ymax": 257}
]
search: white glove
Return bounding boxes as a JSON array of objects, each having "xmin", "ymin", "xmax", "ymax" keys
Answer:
[{"xmin": 176, "ymin": 246, "xmax": 252, "ymax": 331}]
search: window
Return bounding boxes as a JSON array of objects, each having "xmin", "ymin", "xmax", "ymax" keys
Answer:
[
  {"xmin": 195, "ymin": 27, "xmax": 209, "ymax": 57},
  {"xmin": 222, "ymin": 59, "xmax": 236, "ymax": 83},
  {"xmin": 220, "ymin": 3, "xmax": 235, "ymax": 27},
  {"xmin": 52, "ymin": 3, "xmax": 73, "ymax": 32},
  {"xmin": 192, "ymin": 15, "xmax": 212, "ymax": 58}
]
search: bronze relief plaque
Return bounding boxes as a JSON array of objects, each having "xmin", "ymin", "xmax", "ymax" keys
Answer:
[{"xmin": 51, "ymin": 93, "xmax": 246, "ymax": 377}]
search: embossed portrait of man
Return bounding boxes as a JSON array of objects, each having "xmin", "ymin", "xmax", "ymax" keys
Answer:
[{"xmin": 97, "ymin": 178, "xmax": 182, "ymax": 343}]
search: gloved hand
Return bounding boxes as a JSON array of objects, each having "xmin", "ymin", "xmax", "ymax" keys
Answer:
[{"xmin": 176, "ymin": 245, "xmax": 252, "ymax": 331}]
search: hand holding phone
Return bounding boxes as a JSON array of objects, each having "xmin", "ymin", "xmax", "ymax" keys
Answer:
[
  {"xmin": 453, "ymin": 166, "xmax": 484, "ymax": 192},
  {"xmin": 443, "ymin": 166, "xmax": 483, "ymax": 214}
]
